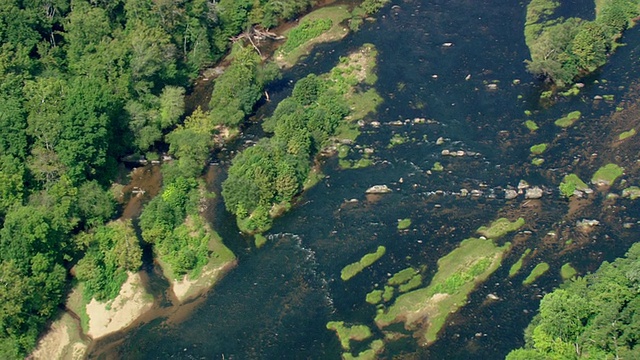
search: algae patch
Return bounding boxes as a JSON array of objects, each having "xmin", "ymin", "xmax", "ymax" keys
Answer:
[
  {"xmin": 508, "ymin": 248, "xmax": 532, "ymax": 277},
  {"xmin": 591, "ymin": 163, "xmax": 624, "ymax": 186},
  {"xmin": 397, "ymin": 218, "xmax": 412, "ymax": 230},
  {"xmin": 523, "ymin": 262, "xmax": 550, "ymax": 285},
  {"xmin": 554, "ymin": 111, "xmax": 581, "ymax": 128},
  {"xmin": 560, "ymin": 263, "xmax": 577, "ymax": 280},
  {"xmin": 326, "ymin": 321, "xmax": 372, "ymax": 351},
  {"xmin": 477, "ymin": 217, "xmax": 525, "ymax": 239},
  {"xmin": 341, "ymin": 246, "xmax": 386, "ymax": 281}
]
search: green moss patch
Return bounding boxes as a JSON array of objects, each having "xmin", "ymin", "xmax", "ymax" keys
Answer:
[
  {"xmin": 398, "ymin": 274, "xmax": 422, "ymax": 293},
  {"xmin": 554, "ymin": 111, "xmax": 581, "ymax": 128},
  {"xmin": 341, "ymin": 246, "xmax": 386, "ymax": 281},
  {"xmin": 276, "ymin": 6, "xmax": 352, "ymax": 67},
  {"xmin": 531, "ymin": 158, "xmax": 545, "ymax": 166},
  {"xmin": 525, "ymin": 120, "xmax": 539, "ymax": 131},
  {"xmin": 388, "ymin": 267, "xmax": 418, "ymax": 286},
  {"xmin": 591, "ymin": 163, "xmax": 624, "ymax": 186},
  {"xmin": 366, "ymin": 289, "xmax": 383, "ymax": 304},
  {"xmin": 343, "ymin": 339, "xmax": 385, "ymax": 360},
  {"xmin": 397, "ymin": 218, "xmax": 412, "ymax": 230},
  {"xmin": 530, "ymin": 143, "xmax": 548, "ymax": 155},
  {"xmin": 375, "ymin": 237, "xmax": 510, "ymax": 344},
  {"xmin": 508, "ymin": 248, "xmax": 532, "ymax": 277},
  {"xmin": 618, "ymin": 128, "xmax": 636, "ymax": 140},
  {"xmin": 477, "ymin": 217, "xmax": 525, "ymax": 239},
  {"xmin": 388, "ymin": 133, "xmax": 408, "ymax": 148},
  {"xmin": 622, "ymin": 186, "xmax": 640, "ymax": 200},
  {"xmin": 560, "ymin": 263, "xmax": 577, "ymax": 280},
  {"xmin": 559, "ymin": 173, "xmax": 589, "ymax": 198},
  {"xmin": 326, "ymin": 321, "xmax": 372, "ymax": 351},
  {"xmin": 523, "ymin": 262, "xmax": 550, "ymax": 285},
  {"xmin": 254, "ymin": 233, "xmax": 267, "ymax": 248},
  {"xmin": 383, "ymin": 285, "xmax": 395, "ymax": 302},
  {"xmin": 432, "ymin": 162, "xmax": 444, "ymax": 171}
]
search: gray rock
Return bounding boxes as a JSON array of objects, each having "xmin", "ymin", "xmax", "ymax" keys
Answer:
[
  {"xmin": 525, "ymin": 186, "xmax": 543, "ymax": 199},
  {"xmin": 436, "ymin": 137, "xmax": 445, "ymax": 145},
  {"xmin": 504, "ymin": 189, "xmax": 518, "ymax": 200},
  {"xmin": 365, "ymin": 185, "xmax": 392, "ymax": 194},
  {"xmin": 517, "ymin": 180, "xmax": 530, "ymax": 190}
]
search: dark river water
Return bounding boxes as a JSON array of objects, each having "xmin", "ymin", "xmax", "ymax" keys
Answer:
[{"xmin": 91, "ymin": 0, "xmax": 640, "ymax": 359}]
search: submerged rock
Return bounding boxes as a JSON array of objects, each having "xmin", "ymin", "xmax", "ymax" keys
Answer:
[
  {"xmin": 366, "ymin": 185, "xmax": 393, "ymax": 194},
  {"xmin": 525, "ymin": 187, "xmax": 543, "ymax": 199}
]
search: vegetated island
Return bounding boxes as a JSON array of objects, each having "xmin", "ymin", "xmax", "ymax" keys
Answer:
[
  {"xmin": 374, "ymin": 236, "xmax": 512, "ymax": 345},
  {"xmin": 524, "ymin": 0, "xmax": 640, "ymax": 87},
  {"xmin": 222, "ymin": 44, "xmax": 382, "ymax": 234},
  {"xmin": 507, "ymin": 242, "xmax": 640, "ymax": 359}
]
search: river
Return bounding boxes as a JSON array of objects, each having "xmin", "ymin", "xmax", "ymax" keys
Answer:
[{"xmin": 90, "ymin": 0, "xmax": 640, "ymax": 358}]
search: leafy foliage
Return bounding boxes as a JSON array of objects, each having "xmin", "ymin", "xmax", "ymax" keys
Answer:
[
  {"xmin": 75, "ymin": 220, "xmax": 143, "ymax": 301},
  {"xmin": 507, "ymin": 242, "xmax": 640, "ymax": 359},
  {"xmin": 524, "ymin": 0, "xmax": 640, "ymax": 86}
]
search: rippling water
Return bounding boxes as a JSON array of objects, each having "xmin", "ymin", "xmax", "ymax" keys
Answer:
[{"xmin": 91, "ymin": 0, "xmax": 640, "ymax": 358}]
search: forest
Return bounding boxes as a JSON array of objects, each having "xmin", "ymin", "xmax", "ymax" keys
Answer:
[
  {"xmin": 506, "ymin": 242, "xmax": 640, "ymax": 359},
  {"xmin": 525, "ymin": 0, "xmax": 640, "ymax": 86},
  {"xmin": 0, "ymin": 0, "xmax": 315, "ymax": 357}
]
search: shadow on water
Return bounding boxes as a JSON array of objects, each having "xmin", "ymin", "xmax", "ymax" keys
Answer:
[{"xmin": 92, "ymin": 0, "xmax": 640, "ymax": 359}]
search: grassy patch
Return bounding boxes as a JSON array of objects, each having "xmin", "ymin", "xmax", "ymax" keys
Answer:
[
  {"xmin": 339, "ymin": 157, "xmax": 374, "ymax": 170},
  {"xmin": 341, "ymin": 246, "xmax": 386, "ymax": 281},
  {"xmin": 477, "ymin": 217, "xmax": 525, "ymax": 239},
  {"xmin": 338, "ymin": 145, "xmax": 350, "ymax": 159},
  {"xmin": 560, "ymin": 263, "xmax": 577, "ymax": 280},
  {"xmin": 622, "ymin": 186, "xmax": 640, "ymax": 200},
  {"xmin": 334, "ymin": 121, "xmax": 362, "ymax": 142},
  {"xmin": 397, "ymin": 218, "xmax": 412, "ymax": 230},
  {"xmin": 375, "ymin": 237, "xmax": 510, "ymax": 344},
  {"xmin": 525, "ymin": 120, "xmax": 539, "ymax": 131},
  {"xmin": 388, "ymin": 134, "xmax": 408, "ymax": 148},
  {"xmin": 554, "ymin": 111, "xmax": 581, "ymax": 128},
  {"xmin": 591, "ymin": 163, "xmax": 624, "ymax": 186},
  {"xmin": 432, "ymin": 162, "xmax": 444, "ymax": 171},
  {"xmin": 254, "ymin": 233, "xmax": 267, "ymax": 248},
  {"xmin": 277, "ymin": 6, "xmax": 351, "ymax": 67},
  {"xmin": 531, "ymin": 158, "xmax": 545, "ymax": 166},
  {"xmin": 366, "ymin": 289, "xmax": 383, "ymax": 304},
  {"xmin": 559, "ymin": 173, "xmax": 589, "ymax": 198},
  {"xmin": 523, "ymin": 262, "xmax": 550, "ymax": 285},
  {"xmin": 326, "ymin": 321, "xmax": 372, "ymax": 351},
  {"xmin": 530, "ymin": 143, "xmax": 548, "ymax": 155},
  {"xmin": 383, "ymin": 285, "xmax": 395, "ymax": 302},
  {"xmin": 348, "ymin": 88, "xmax": 383, "ymax": 120},
  {"xmin": 303, "ymin": 168, "xmax": 325, "ymax": 190},
  {"xmin": 398, "ymin": 274, "xmax": 422, "ymax": 293},
  {"xmin": 508, "ymin": 248, "xmax": 532, "ymax": 277},
  {"xmin": 388, "ymin": 267, "xmax": 418, "ymax": 286},
  {"xmin": 343, "ymin": 339, "xmax": 385, "ymax": 360},
  {"xmin": 618, "ymin": 128, "xmax": 636, "ymax": 140}
]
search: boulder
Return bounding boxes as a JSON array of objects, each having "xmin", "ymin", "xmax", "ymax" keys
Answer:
[
  {"xmin": 365, "ymin": 185, "xmax": 392, "ymax": 194},
  {"xmin": 504, "ymin": 189, "xmax": 518, "ymax": 200},
  {"xmin": 525, "ymin": 186, "xmax": 543, "ymax": 199}
]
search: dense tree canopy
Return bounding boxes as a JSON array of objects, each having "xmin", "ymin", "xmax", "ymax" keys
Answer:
[
  {"xmin": 525, "ymin": 0, "xmax": 640, "ymax": 86},
  {"xmin": 0, "ymin": 0, "xmax": 312, "ymax": 357},
  {"xmin": 507, "ymin": 242, "xmax": 640, "ymax": 359}
]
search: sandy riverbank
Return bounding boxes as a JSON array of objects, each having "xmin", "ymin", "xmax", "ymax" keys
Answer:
[
  {"xmin": 30, "ymin": 312, "xmax": 88, "ymax": 360},
  {"xmin": 172, "ymin": 260, "xmax": 238, "ymax": 303},
  {"xmin": 85, "ymin": 272, "xmax": 154, "ymax": 339}
]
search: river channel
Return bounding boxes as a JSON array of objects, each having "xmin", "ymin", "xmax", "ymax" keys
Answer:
[{"xmin": 91, "ymin": 0, "xmax": 640, "ymax": 358}]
